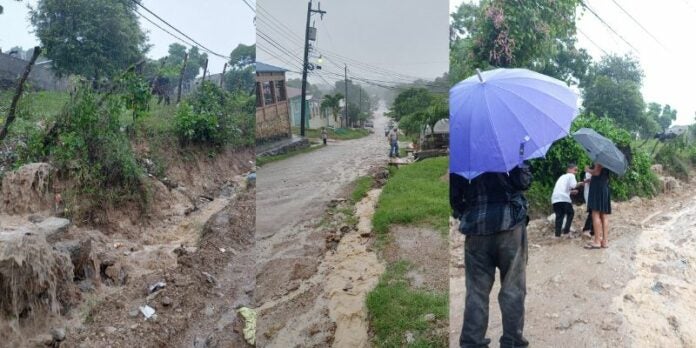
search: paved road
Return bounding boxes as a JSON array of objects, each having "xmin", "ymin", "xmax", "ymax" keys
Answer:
[{"xmin": 256, "ymin": 108, "xmax": 389, "ymax": 245}]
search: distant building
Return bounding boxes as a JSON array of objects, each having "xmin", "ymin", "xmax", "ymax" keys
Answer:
[
  {"xmin": 256, "ymin": 62, "xmax": 292, "ymax": 143},
  {"xmin": 287, "ymin": 87, "xmax": 326, "ymax": 130},
  {"xmin": 0, "ymin": 52, "xmax": 68, "ymax": 91}
]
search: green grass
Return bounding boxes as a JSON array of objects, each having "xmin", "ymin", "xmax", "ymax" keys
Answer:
[
  {"xmin": 372, "ymin": 157, "xmax": 449, "ymax": 243},
  {"xmin": 351, "ymin": 175, "xmax": 375, "ymax": 203},
  {"xmin": 366, "ymin": 261, "xmax": 448, "ymax": 348},
  {"xmin": 294, "ymin": 127, "xmax": 370, "ymax": 140},
  {"xmin": 256, "ymin": 144, "xmax": 323, "ymax": 166},
  {"xmin": 0, "ymin": 90, "xmax": 69, "ymax": 124}
]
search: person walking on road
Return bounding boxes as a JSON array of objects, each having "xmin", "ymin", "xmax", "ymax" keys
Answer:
[
  {"xmin": 388, "ymin": 126, "xmax": 399, "ymax": 158},
  {"xmin": 321, "ymin": 127, "xmax": 328, "ymax": 146},
  {"xmin": 450, "ymin": 163, "xmax": 532, "ymax": 348},
  {"xmin": 551, "ymin": 163, "xmax": 583, "ymax": 239},
  {"xmin": 585, "ymin": 163, "xmax": 612, "ymax": 249}
]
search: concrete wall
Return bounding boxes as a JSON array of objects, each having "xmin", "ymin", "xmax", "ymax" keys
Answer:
[{"xmin": 0, "ymin": 53, "xmax": 69, "ymax": 91}]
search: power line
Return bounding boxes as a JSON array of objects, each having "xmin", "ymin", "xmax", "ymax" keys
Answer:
[
  {"xmin": 131, "ymin": 0, "xmax": 228, "ymax": 59},
  {"xmin": 608, "ymin": 0, "xmax": 669, "ymax": 51},
  {"xmin": 580, "ymin": 0, "xmax": 639, "ymax": 54},
  {"xmin": 135, "ymin": 10, "xmax": 198, "ymax": 51},
  {"xmin": 240, "ymin": 0, "xmax": 255, "ymax": 13},
  {"xmin": 577, "ymin": 28, "xmax": 609, "ymax": 55}
]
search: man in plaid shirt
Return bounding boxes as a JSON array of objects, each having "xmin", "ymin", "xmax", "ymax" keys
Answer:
[{"xmin": 450, "ymin": 163, "xmax": 532, "ymax": 348}]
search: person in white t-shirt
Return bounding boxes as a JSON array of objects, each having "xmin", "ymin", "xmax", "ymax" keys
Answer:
[{"xmin": 551, "ymin": 163, "xmax": 584, "ymax": 238}]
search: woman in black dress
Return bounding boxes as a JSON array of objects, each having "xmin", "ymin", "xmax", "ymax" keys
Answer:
[{"xmin": 584, "ymin": 163, "xmax": 611, "ymax": 249}]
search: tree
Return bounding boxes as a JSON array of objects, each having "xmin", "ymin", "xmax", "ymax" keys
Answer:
[
  {"xmin": 29, "ymin": 0, "xmax": 148, "ymax": 79},
  {"xmin": 166, "ymin": 44, "xmax": 208, "ymax": 84},
  {"xmin": 320, "ymin": 93, "xmax": 344, "ymax": 123},
  {"xmin": 449, "ymin": 0, "xmax": 587, "ymax": 84},
  {"xmin": 225, "ymin": 43, "xmax": 255, "ymax": 93},
  {"xmin": 390, "ymin": 88, "xmax": 433, "ymax": 121},
  {"xmin": 646, "ymin": 102, "xmax": 678, "ymax": 133},
  {"xmin": 582, "ymin": 55, "xmax": 652, "ymax": 134}
]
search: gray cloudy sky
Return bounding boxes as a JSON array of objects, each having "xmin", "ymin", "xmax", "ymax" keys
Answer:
[
  {"xmin": 0, "ymin": 0, "xmax": 255, "ymax": 73},
  {"xmin": 450, "ymin": 0, "xmax": 696, "ymax": 125},
  {"xmin": 257, "ymin": 0, "xmax": 449, "ymax": 88}
]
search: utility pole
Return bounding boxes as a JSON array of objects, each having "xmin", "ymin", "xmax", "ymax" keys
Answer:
[
  {"xmin": 344, "ymin": 64, "xmax": 348, "ymax": 128},
  {"xmin": 201, "ymin": 58, "xmax": 209, "ymax": 82},
  {"xmin": 300, "ymin": 1, "xmax": 326, "ymax": 137},
  {"xmin": 220, "ymin": 62, "xmax": 227, "ymax": 88},
  {"xmin": 359, "ymin": 88, "xmax": 362, "ymax": 127}
]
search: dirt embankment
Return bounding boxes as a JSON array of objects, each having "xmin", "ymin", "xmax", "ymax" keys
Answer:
[
  {"xmin": 450, "ymin": 175, "xmax": 696, "ymax": 348},
  {"xmin": 0, "ymin": 144, "xmax": 254, "ymax": 347}
]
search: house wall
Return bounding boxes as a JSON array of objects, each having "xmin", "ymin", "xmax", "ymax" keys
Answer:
[{"xmin": 256, "ymin": 71, "xmax": 291, "ymax": 143}]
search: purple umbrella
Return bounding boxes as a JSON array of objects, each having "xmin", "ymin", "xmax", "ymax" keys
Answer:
[{"xmin": 449, "ymin": 68, "xmax": 579, "ymax": 179}]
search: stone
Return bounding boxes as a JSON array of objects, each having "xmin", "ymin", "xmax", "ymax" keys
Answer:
[
  {"xmin": 424, "ymin": 313, "xmax": 436, "ymax": 322},
  {"xmin": 104, "ymin": 326, "xmax": 117, "ymax": 335},
  {"xmin": 51, "ymin": 327, "xmax": 66, "ymax": 342},
  {"xmin": 601, "ymin": 283, "xmax": 612, "ymax": 290},
  {"xmin": 405, "ymin": 331, "xmax": 415, "ymax": 344},
  {"xmin": 161, "ymin": 296, "xmax": 173, "ymax": 307},
  {"xmin": 37, "ymin": 217, "xmax": 71, "ymax": 242},
  {"xmin": 624, "ymin": 294, "xmax": 636, "ymax": 303},
  {"xmin": 28, "ymin": 214, "xmax": 45, "ymax": 223}
]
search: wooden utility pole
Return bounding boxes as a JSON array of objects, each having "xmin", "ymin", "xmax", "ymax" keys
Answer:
[
  {"xmin": 300, "ymin": 1, "xmax": 326, "ymax": 136},
  {"xmin": 220, "ymin": 63, "xmax": 228, "ymax": 88},
  {"xmin": 201, "ymin": 58, "xmax": 209, "ymax": 82},
  {"xmin": 344, "ymin": 64, "xmax": 348, "ymax": 128},
  {"xmin": 176, "ymin": 52, "xmax": 188, "ymax": 103},
  {"xmin": 0, "ymin": 46, "xmax": 41, "ymax": 141}
]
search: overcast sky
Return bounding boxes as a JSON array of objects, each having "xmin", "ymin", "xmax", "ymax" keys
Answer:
[
  {"xmin": 257, "ymin": 0, "xmax": 449, "ymax": 89},
  {"xmin": 450, "ymin": 0, "xmax": 696, "ymax": 125},
  {"xmin": 0, "ymin": 0, "xmax": 255, "ymax": 73}
]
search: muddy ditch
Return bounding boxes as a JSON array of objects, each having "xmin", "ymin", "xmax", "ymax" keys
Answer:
[{"xmin": 0, "ymin": 147, "xmax": 254, "ymax": 347}]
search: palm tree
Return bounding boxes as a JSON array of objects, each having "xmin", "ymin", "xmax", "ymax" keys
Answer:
[{"xmin": 321, "ymin": 93, "xmax": 344, "ymax": 124}]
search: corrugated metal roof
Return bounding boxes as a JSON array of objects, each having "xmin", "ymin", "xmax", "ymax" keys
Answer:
[{"xmin": 256, "ymin": 62, "xmax": 287, "ymax": 73}]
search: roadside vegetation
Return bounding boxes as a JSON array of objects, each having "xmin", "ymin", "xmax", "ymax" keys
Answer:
[
  {"xmin": 256, "ymin": 144, "xmax": 322, "ymax": 167},
  {"xmin": 296, "ymin": 127, "xmax": 370, "ymax": 141},
  {"xmin": 367, "ymin": 157, "xmax": 449, "ymax": 347},
  {"xmin": 0, "ymin": 0, "xmax": 255, "ymax": 224}
]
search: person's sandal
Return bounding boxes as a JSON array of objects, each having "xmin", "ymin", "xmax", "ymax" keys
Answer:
[{"xmin": 584, "ymin": 243, "xmax": 602, "ymax": 250}]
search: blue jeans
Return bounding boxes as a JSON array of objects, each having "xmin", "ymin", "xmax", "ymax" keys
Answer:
[
  {"xmin": 461, "ymin": 224, "xmax": 529, "ymax": 348},
  {"xmin": 389, "ymin": 141, "xmax": 399, "ymax": 157}
]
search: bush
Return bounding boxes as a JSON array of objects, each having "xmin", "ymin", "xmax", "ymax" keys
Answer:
[
  {"xmin": 526, "ymin": 114, "xmax": 657, "ymax": 213},
  {"xmin": 45, "ymin": 85, "xmax": 145, "ymax": 222},
  {"xmin": 174, "ymin": 81, "xmax": 254, "ymax": 146},
  {"xmin": 654, "ymin": 141, "xmax": 691, "ymax": 180}
]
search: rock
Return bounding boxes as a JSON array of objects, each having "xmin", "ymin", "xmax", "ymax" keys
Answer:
[
  {"xmin": 37, "ymin": 217, "xmax": 71, "ymax": 242},
  {"xmin": 601, "ymin": 283, "xmax": 612, "ymax": 290},
  {"xmin": 652, "ymin": 281, "xmax": 666, "ymax": 294},
  {"xmin": 651, "ymin": 164, "xmax": 663, "ymax": 175},
  {"xmin": 161, "ymin": 296, "xmax": 173, "ymax": 307},
  {"xmin": 424, "ymin": 313, "xmax": 436, "ymax": 322},
  {"xmin": 77, "ymin": 280, "xmax": 96, "ymax": 293},
  {"xmin": 202, "ymin": 272, "xmax": 217, "ymax": 285},
  {"xmin": 103, "ymin": 262, "xmax": 128, "ymax": 286},
  {"xmin": 405, "ymin": 331, "xmax": 415, "ymax": 344},
  {"xmin": 50, "ymin": 327, "xmax": 66, "ymax": 342},
  {"xmin": 551, "ymin": 274, "xmax": 562, "ymax": 284},
  {"xmin": 28, "ymin": 214, "xmax": 45, "ymax": 223},
  {"xmin": 30, "ymin": 334, "xmax": 54, "ymax": 346},
  {"xmin": 104, "ymin": 326, "xmax": 117, "ymax": 335},
  {"xmin": 148, "ymin": 281, "xmax": 167, "ymax": 294},
  {"xmin": 343, "ymin": 282, "xmax": 353, "ymax": 291},
  {"xmin": 624, "ymin": 294, "xmax": 636, "ymax": 303}
]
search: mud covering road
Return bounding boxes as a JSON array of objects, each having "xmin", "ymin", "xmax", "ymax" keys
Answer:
[
  {"xmin": 255, "ymin": 107, "xmax": 389, "ymax": 347},
  {"xmin": 450, "ymin": 179, "xmax": 696, "ymax": 348}
]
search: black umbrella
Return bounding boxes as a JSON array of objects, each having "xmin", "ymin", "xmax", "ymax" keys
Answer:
[{"xmin": 573, "ymin": 128, "xmax": 628, "ymax": 176}]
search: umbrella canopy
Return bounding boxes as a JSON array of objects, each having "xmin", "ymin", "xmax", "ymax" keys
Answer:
[
  {"xmin": 449, "ymin": 68, "xmax": 579, "ymax": 179},
  {"xmin": 573, "ymin": 128, "xmax": 628, "ymax": 176}
]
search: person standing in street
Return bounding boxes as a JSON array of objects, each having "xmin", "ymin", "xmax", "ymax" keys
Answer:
[
  {"xmin": 551, "ymin": 163, "xmax": 583, "ymax": 239},
  {"xmin": 585, "ymin": 163, "xmax": 612, "ymax": 249},
  {"xmin": 450, "ymin": 162, "xmax": 532, "ymax": 348},
  {"xmin": 388, "ymin": 126, "xmax": 399, "ymax": 158},
  {"xmin": 321, "ymin": 127, "xmax": 328, "ymax": 146}
]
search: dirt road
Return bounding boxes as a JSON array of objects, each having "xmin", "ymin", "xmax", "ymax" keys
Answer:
[
  {"xmin": 255, "ymin": 108, "xmax": 389, "ymax": 347},
  {"xmin": 450, "ymin": 180, "xmax": 696, "ymax": 348}
]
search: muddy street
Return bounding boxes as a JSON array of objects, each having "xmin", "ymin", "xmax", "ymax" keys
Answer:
[
  {"xmin": 450, "ymin": 179, "xmax": 696, "ymax": 348},
  {"xmin": 255, "ymin": 107, "xmax": 390, "ymax": 347}
]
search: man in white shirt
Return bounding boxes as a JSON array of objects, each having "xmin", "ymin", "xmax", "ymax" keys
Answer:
[{"xmin": 551, "ymin": 163, "xmax": 583, "ymax": 238}]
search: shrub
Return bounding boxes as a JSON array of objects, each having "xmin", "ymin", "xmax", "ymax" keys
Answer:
[{"xmin": 174, "ymin": 81, "xmax": 254, "ymax": 146}]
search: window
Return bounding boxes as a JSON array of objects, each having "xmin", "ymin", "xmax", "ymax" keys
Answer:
[
  {"xmin": 263, "ymin": 81, "xmax": 273, "ymax": 105},
  {"xmin": 275, "ymin": 80, "xmax": 286, "ymax": 101},
  {"xmin": 256, "ymin": 82, "xmax": 263, "ymax": 107}
]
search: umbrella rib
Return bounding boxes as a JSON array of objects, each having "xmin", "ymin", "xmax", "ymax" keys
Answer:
[{"xmin": 482, "ymin": 87, "xmax": 512, "ymax": 170}]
